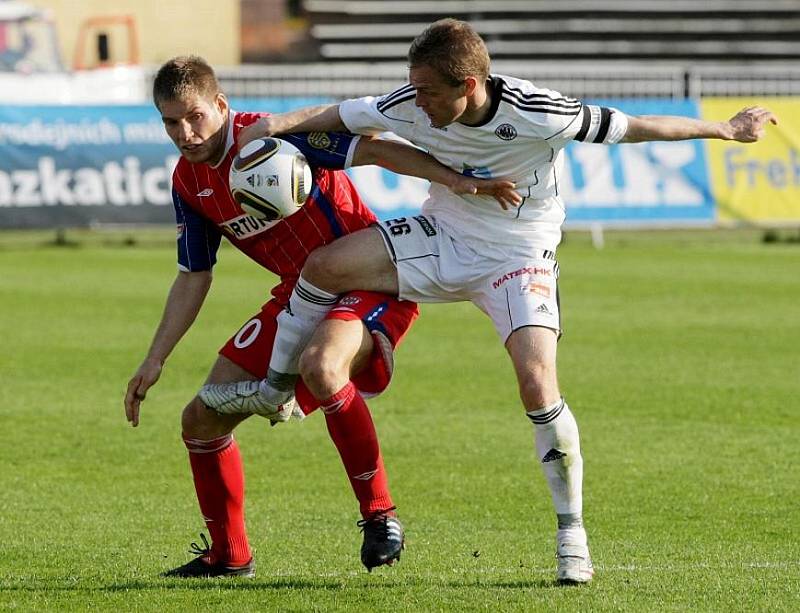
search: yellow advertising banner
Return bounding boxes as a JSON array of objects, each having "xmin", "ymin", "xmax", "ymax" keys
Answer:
[{"xmin": 702, "ymin": 98, "xmax": 800, "ymax": 224}]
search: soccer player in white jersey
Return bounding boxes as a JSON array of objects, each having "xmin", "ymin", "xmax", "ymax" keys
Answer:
[{"xmin": 200, "ymin": 19, "xmax": 777, "ymax": 583}]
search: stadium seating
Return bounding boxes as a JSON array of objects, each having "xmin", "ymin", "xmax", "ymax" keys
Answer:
[
  {"xmin": 210, "ymin": 0, "xmax": 800, "ymax": 99},
  {"xmin": 302, "ymin": 0, "xmax": 800, "ymax": 62}
]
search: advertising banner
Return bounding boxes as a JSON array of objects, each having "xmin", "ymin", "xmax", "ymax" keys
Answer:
[
  {"xmin": 702, "ymin": 97, "xmax": 799, "ymax": 225},
  {"xmin": 0, "ymin": 97, "xmax": 794, "ymax": 229},
  {"xmin": 0, "ymin": 104, "xmax": 176, "ymax": 227},
  {"xmin": 0, "ymin": 98, "xmax": 328, "ymax": 228},
  {"xmin": 562, "ymin": 99, "xmax": 714, "ymax": 226}
]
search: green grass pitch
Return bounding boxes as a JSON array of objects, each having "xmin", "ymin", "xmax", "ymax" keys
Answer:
[{"xmin": 1, "ymin": 229, "xmax": 798, "ymax": 611}]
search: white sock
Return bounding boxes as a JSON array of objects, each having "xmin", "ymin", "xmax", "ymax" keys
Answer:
[
  {"xmin": 268, "ymin": 276, "xmax": 339, "ymax": 380},
  {"xmin": 526, "ymin": 398, "xmax": 584, "ymax": 522}
]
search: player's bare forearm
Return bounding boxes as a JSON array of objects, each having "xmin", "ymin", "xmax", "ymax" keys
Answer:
[
  {"xmin": 238, "ymin": 105, "xmax": 345, "ymax": 148},
  {"xmin": 353, "ymin": 136, "xmax": 452, "ymax": 182},
  {"xmin": 124, "ymin": 270, "xmax": 211, "ymax": 426},
  {"xmin": 622, "ymin": 115, "xmax": 726, "ymax": 143},
  {"xmin": 278, "ymin": 104, "xmax": 346, "ymax": 133},
  {"xmin": 622, "ymin": 106, "xmax": 777, "ymax": 144},
  {"xmin": 145, "ymin": 270, "xmax": 212, "ymax": 364},
  {"xmin": 353, "ymin": 137, "xmax": 521, "ymax": 209}
]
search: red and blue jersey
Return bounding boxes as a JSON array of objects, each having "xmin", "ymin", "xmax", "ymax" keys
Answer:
[{"xmin": 172, "ymin": 111, "xmax": 376, "ymax": 305}]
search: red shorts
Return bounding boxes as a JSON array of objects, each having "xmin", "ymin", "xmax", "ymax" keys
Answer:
[{"xmin": 219, "ymin": 291, "xmax": 419, "ymax": 413}]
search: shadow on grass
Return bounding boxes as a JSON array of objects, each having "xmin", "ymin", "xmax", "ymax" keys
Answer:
[
  {"xmin": 0, "ymin": 576, "xmax": 561, "ymax": 594},
  {"xmin": 0, "ymin": 578, "xmax": 342, "ymax": 593}
]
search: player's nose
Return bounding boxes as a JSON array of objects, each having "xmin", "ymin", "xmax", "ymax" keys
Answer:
[{"xmin": 177, "ymin": 120, "xmax": 193, "ymax": 142}]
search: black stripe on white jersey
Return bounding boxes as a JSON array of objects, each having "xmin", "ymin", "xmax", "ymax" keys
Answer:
[
  {"xmin": 378, "ymin": 92, "xmax": 417, "ymax": 117},
  {"xmin": 501, "ymin": 95, "xmax": 582, "ymax": 116},
  {"xmin": 376, "ymin": 84, "xmax": 415, "ymax": 112},
  {"xmin": 573, "ymin": 106, "xmax": 592, "ymax": 142},
  {"xmin": 593, "ymin": 107, "xmax": 612, "ymax": 143},
  {"xmin": 502, "ymin": 87, "xmax": 581, "ymax": 110},
  {"xmin": 572, "ymin": 105, "xmax": 613, "ymax": 143},
  {"xmin": 501, "ymin": 95, "xmax": 581, "ymax": 112},
  {"xmin": 502, "ymin": 82, "xmax": 579, "ymax": 104}
]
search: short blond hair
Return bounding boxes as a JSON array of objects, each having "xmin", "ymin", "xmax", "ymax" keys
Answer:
[
  {"xmin": 152, "ymin": 55, "xmax": 221, "ymax": 109},
  {"xmin": 408, "ymin": 19, "xmax": 490, "ymax": 85}
]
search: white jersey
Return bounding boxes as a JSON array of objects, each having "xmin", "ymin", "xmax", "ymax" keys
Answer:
[{"xmin": 339, "ymin": 74, "xmax": 628, "ymax": 251}]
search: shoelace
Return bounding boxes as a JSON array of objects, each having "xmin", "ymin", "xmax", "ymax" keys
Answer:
[
  {"xmin": 357, "ymin": 507, "xmax": 397, "ymax": 535},
  {"xmin": 188, "ymin": 533, "xmax": 211, "ymax": 557}
]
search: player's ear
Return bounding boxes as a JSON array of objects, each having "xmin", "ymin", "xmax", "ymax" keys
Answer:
[
  {"xmin": 215, "ymin": 92, "xmax": 229, "ymax": 116},
  {"xmin": 463, "ymin": 76, "xmax": 480, "ymax": 97}
]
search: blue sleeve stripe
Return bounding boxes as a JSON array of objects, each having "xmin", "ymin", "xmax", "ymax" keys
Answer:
[
  {"xmin": 173, "ymin": 187, "xmax": 220, "ymax": 271},
  {"xmin": 173, "ymin": 188, "xmax": 193, "ymax": 270},
  {"xmin": 310, "ymin": 184, "xmax": 344, "ymax": 239}
]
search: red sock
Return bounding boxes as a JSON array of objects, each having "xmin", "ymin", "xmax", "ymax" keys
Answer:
[
  {"xmin": 321, "ymin": 382, "xmax": 395, "ymax": 519},
  {"xmin": 183, "ymin": 433, "xmax": 252, "ymax": 566}
]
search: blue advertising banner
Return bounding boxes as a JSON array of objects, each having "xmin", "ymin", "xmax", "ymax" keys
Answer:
[
  {"xmin": 0, "ymin": 97, "xmax": 716, "ymax": 229},
  {"xmin": 563, "ymin": 99, "xmax": 714, "ymax": 226},
  {"xmin": 0, "ymin": 98, "xmax": 329, "ymax": 228},
  {"xmin": 0, "ymin": 104, "xmax": 176, "ymax": 226}
]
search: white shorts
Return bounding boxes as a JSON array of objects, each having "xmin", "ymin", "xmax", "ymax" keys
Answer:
[{"xmin": 374, "ymin": 215, "xmax": 561, "ymax": 342}]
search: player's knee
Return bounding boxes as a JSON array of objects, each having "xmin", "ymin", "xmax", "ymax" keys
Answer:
[
  {"xmin": 303, "ymin": 247, "xmax": 334, "ymax": 283},
  {"xmin": 304, "ymin": 246, "xmax": 348, "ymax": 290},
  {"xmin": 517, "ymin": 364, "xmax": 559, "ymax": 410},
  {"xmin": 298, "ymin": 344, "xmax": 348, "ymax": 399},
  {"xmin": 181, "ymin": 396, "xmax": 225, "ymax": 439}
]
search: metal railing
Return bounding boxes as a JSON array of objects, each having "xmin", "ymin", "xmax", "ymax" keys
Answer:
[{"xmin": 207, "ymin": 61, "xmax": 800, "ymax": 100}]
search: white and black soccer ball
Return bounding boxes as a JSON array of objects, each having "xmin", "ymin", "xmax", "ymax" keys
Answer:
[{"xmin": 229, "ymin": 137, "xmax": 313, "ymax": 221}]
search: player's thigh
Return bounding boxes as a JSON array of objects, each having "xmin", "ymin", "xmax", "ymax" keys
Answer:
[
  {"xmin": 204, "ymin": 353, "xmax": 262, "ymax": 385},
  {"xmin": 297, "ymin": 291, "xmax": 419, "ymax": 404},
  {"xmin": 304, "ymin": 226, "xmax": 398, "ymax": 295},
  {"xmin": 300, "ymin": 318, "xmax": 373, "ymax": 381},
  {"xmin": 504, "ymin": 325, "xmax": 561, "ymax": 410}
]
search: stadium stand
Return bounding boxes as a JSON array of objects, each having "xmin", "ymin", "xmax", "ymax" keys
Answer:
[
  {"xmin": 212, "ymin": 0, "xmax": 800, "ymax": 99},
  {"xmin": 303, "ymin": 0, "xmax": 800, "ymax": 62}
]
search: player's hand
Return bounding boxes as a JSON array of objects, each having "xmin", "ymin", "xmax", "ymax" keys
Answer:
[
  {"xmin": 237, "ymin": 116, "xmax": 280, "ymax": 149},
  {"xmin": 124, "ymin": 357, "xmax": 163, "ymax": 427},
  {"xmin": 450, "ymin": 176, "xmax": 522, "ymax": 210},
  {"xmin": 725, "ymin": 106, "xmax": 778, "ymax": 142}
]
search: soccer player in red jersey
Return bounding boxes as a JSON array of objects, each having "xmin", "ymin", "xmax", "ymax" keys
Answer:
[{"xmin": 123, "ymin": 55, "xmax": 517, "ymax": 577}]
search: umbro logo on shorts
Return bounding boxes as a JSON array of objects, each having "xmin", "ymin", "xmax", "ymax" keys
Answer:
[{"xmin": 197, "ymin": 188, "xmax": 214, "ymax": 197}]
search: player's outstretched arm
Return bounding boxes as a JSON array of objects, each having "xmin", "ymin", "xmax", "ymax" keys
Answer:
[
  {"xmin": 622, "ymin": 106, "xmax": 777, "ymax": 144},
  {"xmin": 237, "ymin": 104, "xmax": 345, "ymax": 149},
  {"xmin": 353, "ymin": 136, "xmax": 522, "ymax": 210},
  {"xmin": 124, "ymin": 270, "xmax": 212, "ymax": 427}
]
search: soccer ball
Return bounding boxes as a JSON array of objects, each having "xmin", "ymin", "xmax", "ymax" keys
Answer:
[{"xmin": 229, "ymin": 137, "xmax": 313, "ymax": 221}]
